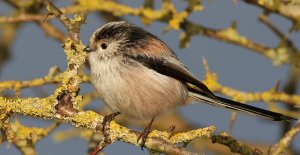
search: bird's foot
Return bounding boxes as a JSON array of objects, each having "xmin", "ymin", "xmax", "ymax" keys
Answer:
[
  {"xmin": 167, "ymin": 125, "xmax": 176, "ymax": 139},
  {"xmin": 137, "ymin": 117, "xmax": 155, "ymax": 150},
  {"xmin": 95, "ymin": 112, "xmax": 120, "ymax": 153},
  {"xmin": 92, "ymin": 112, "xmax": 121, "ymax": 155},
  {"xmin": 102, "ymin": 112, "xmax": 121, "ymax": 133}
]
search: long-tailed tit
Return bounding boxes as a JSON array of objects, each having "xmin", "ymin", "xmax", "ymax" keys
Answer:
[{"xmin": 84, "ymin": 21, "xmax": 296, "ymax": 144}]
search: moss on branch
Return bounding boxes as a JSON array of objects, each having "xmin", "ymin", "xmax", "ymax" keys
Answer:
[
  {"xmin": 1, "ymin": 0, "xmax": 300, "ymax": 154},
  {"xmin": 0, "ymin": 94, "xmax": 215, "ymax": 155},
  {"xmin": 212, "ymin": 133, "xmax": 263, "ymax": 155},
  {"xmin": 270, "ymin": 122, "xmax": 300, "ymax": 155}
]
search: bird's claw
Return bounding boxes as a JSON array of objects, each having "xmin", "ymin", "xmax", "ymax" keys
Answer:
[{"xmin": 137, "ymin": 117, "xmax": 155, "ymax": 150}]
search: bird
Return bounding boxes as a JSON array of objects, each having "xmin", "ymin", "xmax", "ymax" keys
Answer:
[{"xmin": 84, "ymin": 21, "xmax": 296, "ymax": 146}]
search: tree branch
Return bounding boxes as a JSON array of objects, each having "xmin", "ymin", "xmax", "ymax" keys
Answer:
[
  {"xmin": 241, "ymin": 0, "xmax": 300, "ymax": 23},
  {"xmin": 42, "ymin": 0, "xmax": 87, "ymax": 43},
  {"xmin": 270, "ymin": 122, "xmax": 300, "ymax": 155},
  {"xmin": 0, "ymin": 95, "xmax": 215, "ymax": 155},
  {"xmin": 212, "ymin": 133, "xmax": 263, "ymax": 155}
]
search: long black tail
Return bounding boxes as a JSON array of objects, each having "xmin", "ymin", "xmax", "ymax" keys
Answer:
[{"xmin": 189, "ymin": 91, "xmax": 297, "ymax": 122}]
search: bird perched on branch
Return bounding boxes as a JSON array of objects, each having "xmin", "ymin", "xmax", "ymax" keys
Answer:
[{"xmin": 84, "ymin": 21, "xmax": 296, "ymax": 147}]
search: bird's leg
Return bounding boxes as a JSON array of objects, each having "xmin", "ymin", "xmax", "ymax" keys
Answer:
[
  {"xmin": 167, "ymin": 125, "xmax": 176, "ymax": 139},
  {"xmin": 92, "ymin": 112, "xmax": 120, "ymax": 155},
  {"xmin": 102, "ymin": 112, "xmax": 121, "ymax": 133},
  {"xmin": 137, "ymin": 117, "xmax": 155, "ymax": 150},
  {"xmin": 102, "ymin": 112, "xmax": 121, "ymax": 142}
]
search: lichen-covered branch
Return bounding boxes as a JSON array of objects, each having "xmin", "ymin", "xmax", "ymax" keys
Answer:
[
  {"xmin": 10, "ymin": 121, "xmax": 60, "ymax": 155},
  {"xmin": 43, "ymin": 0, "xmax": 87, "ymax": 43},
  {"xmin": 212, "ymin": 132, "xmax": 263, "ymax": 155},
  {"xmin": 242, "ymin": 0, "xmax": 300, "ymax": 24},
  {"xmin": 0, "ymin": 66, "xmax": 89, "ymax": 94},
  {"xmin": 1, "ymin": 0, "xmax": 300, "ymax": 154},
  {"xmin": 0, "ymin": 14, "xmax": 44, "ymax": 24},
  {"xmin": 0, "ymin": 95, "xmax": 215, "ymax": 155},
  {"xmin": 180, "ymin": 20, "xmax": 300, "ymax": 67},
  {"xmin": 270, "ymin": 122, "xmax": 300, "ymax": 155}
]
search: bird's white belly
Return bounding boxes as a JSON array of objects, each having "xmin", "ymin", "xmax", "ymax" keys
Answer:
[{"xmin": 90, "ymin": 57, "xmax": 188, "ymax": 120}]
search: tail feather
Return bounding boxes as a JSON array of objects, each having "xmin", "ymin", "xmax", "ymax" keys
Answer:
[{"xmin": 189, "ymin": 91, "xmax": 297, "ymax": 122}]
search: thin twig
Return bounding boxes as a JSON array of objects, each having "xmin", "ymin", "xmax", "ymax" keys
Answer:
[
  {"xmin": 212, "ymin": 133, "xmax": 263, "ymax": 155},
  {"xmin": 270, "ymin": 122, "xmax": 300, "ymax": 155},
  {"xmin": 242, "ymin": 0, "xmax": 300, "ymax": 22},
  {"xmin": 42, "ymin": 0, "xmax": 87, "ymax": 43},
  {"xmin": 259, "ymin": 13, "xmax": 295, "ymax": 50}
]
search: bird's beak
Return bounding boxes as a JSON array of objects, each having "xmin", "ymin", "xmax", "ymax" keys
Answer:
[{"xmin": 84, "ymin": 46, "xmax": 93, "ymax": 52}]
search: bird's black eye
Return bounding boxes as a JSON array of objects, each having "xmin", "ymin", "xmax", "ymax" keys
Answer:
[{"xmin": 101, "ymin": 43, "xmax": 107, "ymax": 49}]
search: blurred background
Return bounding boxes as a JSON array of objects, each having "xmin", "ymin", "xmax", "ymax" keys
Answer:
[{"xmin": 0, "ymin": 0, "xmax": 299, "ymax": 154}]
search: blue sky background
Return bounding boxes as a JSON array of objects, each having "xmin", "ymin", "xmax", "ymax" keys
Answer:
[{"xmin": 1, "ymin": 0, "xmax": 299, "ymax": 154}]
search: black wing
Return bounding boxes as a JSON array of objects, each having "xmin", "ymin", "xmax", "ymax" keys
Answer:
[
  {"xmin": 125, "ymin": 54, "xmax": 216, "ymax": 99},
  {"xmin": 126, "ymin": 54, "xmax": 297, "ymax": 122}
]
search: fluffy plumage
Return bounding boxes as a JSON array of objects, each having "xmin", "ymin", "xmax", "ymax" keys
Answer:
[{"xmin": 86, "ymin": 21, "xmax": 296, "ymax": 122}]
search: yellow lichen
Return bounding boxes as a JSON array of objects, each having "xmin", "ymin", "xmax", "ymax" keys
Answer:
[
  {"xmin": 265, "ymin": 47, "xmax": 291, "ymax": 67},
  {"xmin": 1, "ymin": 0, "xmax": 300, "ymax": 154},
  {"xmin": 169, "ymin": 126, "xmax": 216, "ymax": 143},
  {"xmin": 271, "ymin": 123, "xmax": 300, "ymax": 155},
  {"xmin": 169, "ymin": 11, "xmax": 188, "ymax": 30},
  {"xmin": 219, "ymin": 27, "xmax": 249, "ymax": 45}
]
